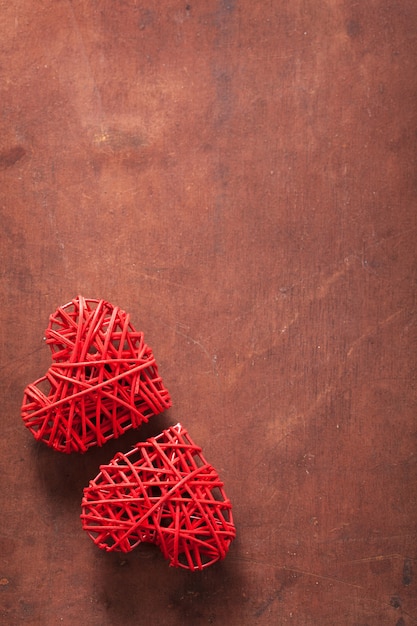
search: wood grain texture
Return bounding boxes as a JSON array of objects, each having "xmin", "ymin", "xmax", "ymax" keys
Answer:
[{"xmin": 0, "ymin": 1, "xmax": 416, "ymax": 624}]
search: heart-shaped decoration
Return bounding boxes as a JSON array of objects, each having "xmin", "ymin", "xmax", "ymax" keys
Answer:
[
  {"xmin": 80, "ymin": 423, "xmax": 236, "ymax": 570},
  {"xmin": 21, "ymin": 296, "xmax": 171, "ymax": 453}
]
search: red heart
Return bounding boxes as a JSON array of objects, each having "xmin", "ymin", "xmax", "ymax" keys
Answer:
[
  {"xmin": 21, "ymin": 296, "xmax": 171, "ymax": 453},
  {"xmin": 80, "ymin": 423, "xmax": 236, "ymax": 570}
]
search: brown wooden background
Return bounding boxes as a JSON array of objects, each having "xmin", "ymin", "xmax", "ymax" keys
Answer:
[{"xmin": 1, "ymin": 1, "xmax": 416, "ymax": 624}]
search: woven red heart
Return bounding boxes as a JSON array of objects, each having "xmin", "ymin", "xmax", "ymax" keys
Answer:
[
  {"xmin": 21, "ymin": 296, "xmax": 171, "ymax": 453},
  {"xmin": 81, "ymin": 423, "xmax": 236, "ymax": 570}
]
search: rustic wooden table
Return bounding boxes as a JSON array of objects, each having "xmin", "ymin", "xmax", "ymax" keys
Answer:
[{"xmin": 1, "ymin": 2, "xmax": 416, "ymax": 624}]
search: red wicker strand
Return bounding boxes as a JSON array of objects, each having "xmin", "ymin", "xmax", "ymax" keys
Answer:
[
  {"xmin": 81, "ymin": 423, "xmax": 236, "ymax": 570},
  {"xmin": 21, "ymin": 296, "xmax": 171, "ymax": 453}
]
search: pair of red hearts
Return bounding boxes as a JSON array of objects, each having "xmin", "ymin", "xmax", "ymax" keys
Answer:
[{"xmin": 21, "ymin": 296, "xmax": 235, "ymax": 571}]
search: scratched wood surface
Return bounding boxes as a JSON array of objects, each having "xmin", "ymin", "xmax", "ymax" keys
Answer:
[{"xmin": 1, "ymin": 2, "xmax": 416, "ymax": 624}]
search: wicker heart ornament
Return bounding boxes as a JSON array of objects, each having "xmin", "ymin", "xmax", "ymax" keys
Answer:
[
  {"xmin": 81, "ymin": 423, "xmax": 236, "ymax": 570},
  {"xmin": 21, "ymin": 296, "xmax": 171, "ymax": 453}
]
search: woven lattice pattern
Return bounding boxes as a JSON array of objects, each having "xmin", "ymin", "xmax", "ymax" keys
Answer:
[
  {"xmin": 81, "ymin": 423, "xmax": 236, "ymax": 570},
  {"xmin": 21, "ymin": 296, "xmax": 171, "ymax": 453}
]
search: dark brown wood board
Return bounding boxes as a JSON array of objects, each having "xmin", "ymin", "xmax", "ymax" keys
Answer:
[{"xmin": 1, "ymin": 1, "xmax": 416, "ymax": 624}]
